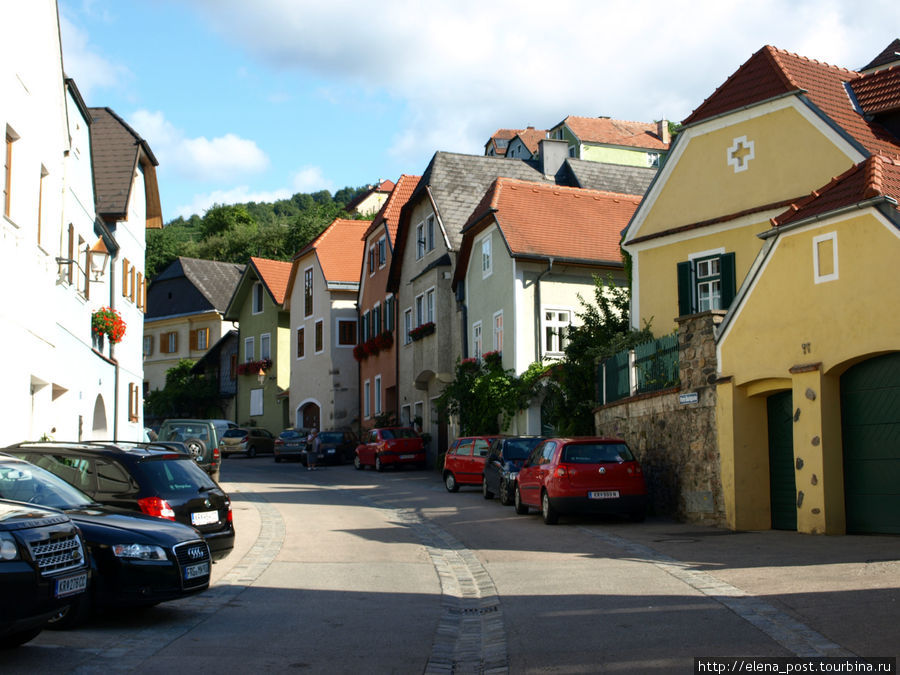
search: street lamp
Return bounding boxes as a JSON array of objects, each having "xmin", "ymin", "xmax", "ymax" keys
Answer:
[
  {"xmin": 88, "ymin": 238, "xmax": 110, "ymax": 281},
  {"xmin": 257, "ymin": 367, "xmax": 266, "ymax": 385}
]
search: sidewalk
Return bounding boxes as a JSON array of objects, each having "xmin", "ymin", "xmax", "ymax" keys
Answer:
[{"xmin": 613, "ymin": 518, "xmax": 900, "ymax": 660}]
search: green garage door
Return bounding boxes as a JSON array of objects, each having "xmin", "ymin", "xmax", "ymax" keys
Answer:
[
  {"xmin": 768, "ymin": 390, "xmax": 797, "ymax": 531},
  {"xmin": 841, "ymin": 353, "xmax": 900, "ymax": 534}
]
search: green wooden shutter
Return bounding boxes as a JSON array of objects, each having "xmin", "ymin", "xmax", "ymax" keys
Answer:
[
  {"xmin": 677, "ymin": 261, "xmax": 693, "ymax": 316},
  {"xmin": 720, "ymin": 252, "xmax": 736, "ymax": 308}
]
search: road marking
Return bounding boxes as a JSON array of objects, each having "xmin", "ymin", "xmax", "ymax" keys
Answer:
[{"xmin": 579, "ymin": 528, "xmax": 852, "ymax": 658}]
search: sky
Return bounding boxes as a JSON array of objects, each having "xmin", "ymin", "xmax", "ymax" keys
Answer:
[{"xmin": 56, "ymin": 0, "xmax": 900, "ymax": 223}]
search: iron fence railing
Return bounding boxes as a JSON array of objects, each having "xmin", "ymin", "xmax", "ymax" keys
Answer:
[{"xmin": 598, "ymin": 333, "xmax": 680, "ymax": 405}]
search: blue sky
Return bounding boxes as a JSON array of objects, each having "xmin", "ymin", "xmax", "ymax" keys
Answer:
[{"xmin": 57, "ymin": 0, "xmax": 900, "ymax": 223}]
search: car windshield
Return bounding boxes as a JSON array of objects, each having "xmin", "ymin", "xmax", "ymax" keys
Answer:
[
  {"xmin": 137, "ymin": 457, "xmax": 217, "ymax": 495},
  {"xmin": 317, "ymin": 432, "xmax": 343, "ymax": 443},
  {"xmin": 223, "ymin": 429, "xmax": 248, "ymax": 438},
  {"xmin": 503, "ymin": 438, "xmax": 543, "ymax": 460},
  {"xmin": 381, "ymin": 428, "xmax": 418, "ymax": 440},
  {"xmin": 561, "ymin": 443, "xmax": 634, "ymax": 464},
  {"xmin": 280, "ymin": 430, "xmax": 302, "ymax": 440},
  {"xmin": 0, "ymin": 461, "xmax": 94, "ymax": 509}
]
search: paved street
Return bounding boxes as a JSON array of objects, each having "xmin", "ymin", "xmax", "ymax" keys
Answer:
[{"xmin": 4, "ymin": 458, "xmax": 899, "ymax": 674}]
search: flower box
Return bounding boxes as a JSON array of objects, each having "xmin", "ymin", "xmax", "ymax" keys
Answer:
[
  {"xmin": 408, "ymin": 322, "xmax": 435, "ymax": 342},
  {"xmin": 91, "ymin": 306, "xmax": 126, "ymax": 344}
]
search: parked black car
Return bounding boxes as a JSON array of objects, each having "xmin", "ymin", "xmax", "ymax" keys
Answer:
[
  {"xmin": 482, "ymin": 436, "xmax": 544, "ymax": 505},
  {"xmin": 0, "ymin": 455, "xmax": 211, "ymax": 626},
  {"xmin": 273, "ymin": 429, "xmax": 307, "ymax": 463},
  {"xmin": 0, "ymin": 498, "xmax": 89, "ymax": 647},
  {"xmin": 4, "ymin": 442, "xmax": 234, "ymax": 561},
  {"xmin": 315, "ymin": 430, "xmax": 359, "ymax": 465}
]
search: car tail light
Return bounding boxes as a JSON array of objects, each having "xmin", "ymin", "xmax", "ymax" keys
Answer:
[
  {"xmin": 213, "ymin": 446, "xmax": 221, "ymax": 462},
  {"xmin": 138, "ymin": 496, "xmax": 176, "ymax": 521},
  {"xmin": 275, "ymin": 438, "xmax": 284, "ymax": 446},
  {"xmin": 226, "ymin": 500, "xmax": 233, "ymax": 523}
]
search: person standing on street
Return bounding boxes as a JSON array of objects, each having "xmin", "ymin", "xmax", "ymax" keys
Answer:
[{"xmin": 306, "ymin": 429, "xmax": 319, "ymax": 471}]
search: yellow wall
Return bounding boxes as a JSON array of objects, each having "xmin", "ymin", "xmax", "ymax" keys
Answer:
[
  {"xmin": 637, "ymin": 106, "xmax": 854, "ymax": 238},
  {"xmin": 635, "ymin": 219, "xmax": 764, "ymax": 332}
]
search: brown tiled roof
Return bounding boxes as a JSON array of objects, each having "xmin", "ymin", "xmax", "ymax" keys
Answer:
[
  {"xmin": 683, "ymin": 46, "xmax": 900, "ymax": 159},
  {"xmin": 512, "ymin": 128, "xmax": 549, "ymax": 154},
  {"xmin": 861, "ymin": 39, "xmax": 900, "ymax": 72},
  {"xmin": 770, "ymin": 154, "xmax": 900, "ymax": 227},
  {"xmin": 453, "ymin": 179, "xmax": 638, "ymax": 287},
  {"xmin": 249, "ymin": 257, "xmax": 293, "ymax": 305},
  {"xmin": 851, "ymin": 66, "xmax": 900, "ymax": 115},
  {"xmin": 298, "ymin": 218, "xmax": 371, "ymax": 284},
  {"xmin": 88, "ymin": 107, "xmax": 162, "ymax": 227},
  {"xmin": 363, "ymin": 174, "xmax": 421, "ymax": 243},
  {"xmin": 485, "ymin": 128, "xmax": 521, "ymax": 155},
  {"xmin": 557, "ymin": 116, "xmax": 669, "ymax": 150}
]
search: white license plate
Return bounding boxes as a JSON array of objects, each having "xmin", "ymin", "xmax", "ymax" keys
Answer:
[
  {"xmin": 55, "ymin": 572, "xmax": 88, "ymax": 598},
  {"xmin": 191, "ymin": 510, "xmax": 219, "ymax": 526},
  {"xmin": 589, "ymin": 490, "xmax": 620, "ymax": 499},
  {"xmin": 400, "ymin": 454, "xmax": 416, "ymax": 459},
  {"xmin": 184, "ymin": 562, "xmax": 210, "ymax": 580}
]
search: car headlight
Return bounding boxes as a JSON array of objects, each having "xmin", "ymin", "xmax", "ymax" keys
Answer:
[
  {"xmin": 0, "ymin": 533, "xmax": 19, "ymax": 561},
  {"xmin": 112, "ymin": 544, "xmax": 167, "ymax": 561}
]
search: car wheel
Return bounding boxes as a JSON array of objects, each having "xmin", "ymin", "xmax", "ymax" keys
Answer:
[
  {"xmin": 353, "ymin": 455, "xmax": 363, "ymax": 470},
  {"xmin": 375, "ymin": 456, "xmax": 383, "ymax": 472},
  {"xmin": 541, "ymin": 491, "xmax": 559, "ymax": 525},
  {"xmin": 185, "ymin": 438, "xmax": 207, "ymax": 460},
  {"xmin": 0, "ymin": 627, "xmax": 43, "ymax": 649},
  {"xmin": 46, "ymin": 594, "xmax": 90, "ymax": 630},
  {"xmin": 247, "ymin": 446, "xmax": 257, "ymax": 458},
  {"xmin": 499, "ymin": 479, "xmax": 513, "ymax": 506},
  {"xmin": 444, "ymin": 472, "xmax": 458, "ymax": 492},
  {"xmin": 514, "ymin": 485, "xmax": 529, "ymax": 514},
  {"xmin": 482, "ymin": 477, "xmax": 494, "ymax": 500}
]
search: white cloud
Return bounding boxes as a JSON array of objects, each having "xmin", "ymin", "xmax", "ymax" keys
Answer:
[
  {"xmin": 129, "ymin": 110, "xmax": 269, "ymax": 182},
  {"xmin": 291, "ymin": 166, "xmax": 334, "ymax": 193},
  {"xmin": 175, "ymin": 186, "xmax": 293, "ymax": 219},
  {"xmin": 58, "ymin": 13, "xmax": 130, "ymax": 98}
]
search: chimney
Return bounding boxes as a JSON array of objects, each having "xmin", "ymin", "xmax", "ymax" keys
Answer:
[
  {"xmin": 657, "ymin": 119, "xmax": 670, "ymax": 145},
  {"xmin": 539, "ymin": 138, "xmax": 569, "ymax": 177}
]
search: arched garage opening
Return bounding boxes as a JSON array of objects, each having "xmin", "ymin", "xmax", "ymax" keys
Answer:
[{"xmin": 841, "ymin": 352, "xmax": 900, "ymax": 534}]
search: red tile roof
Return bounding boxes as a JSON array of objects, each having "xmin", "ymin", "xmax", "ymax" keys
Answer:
[
  {"xmin": 363, "ymin": 174, "xmax": 421, "ymax": 242},
  {"xmin": 512, "ymin": 127, "xmax": 549, "ymax": 154},
  {"xmin": 454, "ymin": 179, "xmax": 639, "ymax": 286},
  {"xmin": 770, "ymin": 154, "xmax": 900, "ymax": 227},
  {"xmin": 558, "ymin": 116, "xmax": 670, "ymax": 150},
  {"xmin": 851, "ymin": 65, "xmax": 900, "ymax": 115},
  {"xmin": 298, "ymin": 218, "xmax": 371, "ymax": 284},
  {"xmin": 684, "ymin": 46, "xmax": 900, "ymax": 160},
  {"xmin": 250, "ymin": 257, "xmax": 293, "ymax": 306}
]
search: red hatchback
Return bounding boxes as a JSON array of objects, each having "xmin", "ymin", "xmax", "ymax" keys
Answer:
[
  {"xmin": 354, "ymin": 427, "xmax": 426, "ymax": 471},
  {"xmin": 514, "ymin": 438, "xmax": 647, "ymax": 524},
  {"xmin": 442, "ymin": 435, "xmax": 503, "ymax": 492}
]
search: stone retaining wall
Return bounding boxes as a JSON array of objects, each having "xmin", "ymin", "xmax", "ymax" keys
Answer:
[{"xmin": 594, "ymin": 311, "xmax": 727, "ymax": 525}]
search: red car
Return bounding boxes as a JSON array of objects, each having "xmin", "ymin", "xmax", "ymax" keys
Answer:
[
  {"xmin": 354, "ymin": 427, "xmax": 425, "ymax": 472},
  {"xmin": 514, "ymin": 437, "xmax": 647, "ymax": 524},
  {"xmin": 442, "ymin": 435, "xmax": 503, "ymax": 492}
]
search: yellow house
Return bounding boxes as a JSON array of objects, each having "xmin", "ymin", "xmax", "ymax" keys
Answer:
[{"xmin": 622, "ymin": 43, "xmax": 900, "ymax": 534}]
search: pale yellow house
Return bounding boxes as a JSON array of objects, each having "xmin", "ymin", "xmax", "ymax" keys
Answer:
[{"xmin": 622, "ymin": 43, "xmax": 900, "ymax": 534}]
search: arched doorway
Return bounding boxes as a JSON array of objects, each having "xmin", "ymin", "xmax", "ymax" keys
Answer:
[
  {"xmin": 91, "ymin": 394, "xmax": 109, "ymax": 439},
  {"xmin": 841, "ymin": 353, "xmax": 900, "ymax": 534},
  {"xmin": 767, "ymin": 390, "xmax": 796, "ymax": 530},
  {"xmin": 298, "ymin": 402, "xmax": 320, "ymax": 431}
]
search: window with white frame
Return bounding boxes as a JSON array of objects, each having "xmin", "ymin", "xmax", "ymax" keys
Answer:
[
  {"xmin": 374, "ymin": 375, "xmax": 382, "ymax": 415},
  {"xmin": 361, "ymin": 310, "xmax": 370, "ymax": 342},
  {"xmin": 481, "ymin": 236, "xmax": 492, "ymax": 278},
  {"xmin": 404, "ymin": 308, "xmax": 412, "ymax": 344},
  {"xmin": 676, "ymin": 251, "xmax": 736, "ymax": 316},
  {"xmin": 543, "ymin": 309, "xmax": 570, "ymax": 356},
  {"xmin": 493, "ymin": 311, "xmax": 503, "ymax": 352},
  {"xmin": 425, "ymin": 215, "xmax": 435, "ymax": 252},
  {"xmin": 426, "ymin": 289, "xmax": 434, "ymax": 324},
  {"xmin": 315, "ymin": 320, "xmax": 324, "ymax": 352},
  {"xmin": 695, "ymin": 257, "xmax": 722, "ymax": 312},
  {"xmin": 252, "ymin": 282, "xmax": 264, "ymax": 314},
  {"xmin": 304, "ymin": 267, "xmax": 313, "ymax": 317},
  {"xmin": 368, "ymin": 245, "xmax": 376, "ymax": 276},
  {"xmin": 337, "ymin": 319, "xmax": 356, "ymax": 346},
  {"xmin": 473, "ymin": 321, "xmax": 483, "ymax": 360},
  {"xmin": 415, "ymin": 294, "xmax": 424, "ymax": 326},
  {"xmin": 364, "ymin": 380, "xmax": 371, "ymax": 419},
  {"xmin": 143, "ymin": 335, "xmax": 153, "ymax": 357},
  {"xmin": 373, "ymin": 302, "xmax": 382, "ymax": 335},
  {"xmin": 250, "ymin": 388, "xmax": 263, "ymax": 416},
  {"xmin": 813, "ymin": 232, "xmax": 839, "ymax": 284},
  {"xmin": 415, "ymin": 222, "xmax": 425, "ymax": 259},
  {"xmin": 377, "ymin": 236, "xmax": 387, "ymax": 267},
  {"xmin": 260, "ymin": 333, "xmax": 271, "ymax": 360},
  {"xmin": 401, "ymin": 404, "xmax": 411, "ymax": 426},
  {"xmin": 296, "ymin": 326, "xmax": 305, "ymax": 359},
  {"xmin": 244, "ymin": 337, "xmax": 255, "ymax": 362}
]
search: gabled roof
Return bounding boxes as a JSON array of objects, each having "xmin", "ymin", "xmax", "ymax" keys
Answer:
[
  {"xmin": 296, "ymin": 217, "xmax": 371, "ymax": 284},
  {"xmin": 769, "ymin": 154, "xmax": 900, "ymax": 229},
  {"xmin": 509, "ymin": 128, "xmax": 549, "ymax": 155},
  {"xmin": 683, "ymin": 46, "xmax": 900, "ymax": 160},
  {"xmin": 553, "ymin": 116, "xmax": 669, "ymax": 151},
  {"xmin": 565, "ymin": 158, "xmax": 656, "ymax": 196},
  {"xmin": 851, "ymin": 66, "xmax": 900, "ymax": 116},
  {"xmin": 453, "ymin": 179, "xmax": 637, "ymax": 288},
  {"xmin": 363, "ymin": 174, "xmax": 421, "ymax": 243},
  {"xmin": 344, "ymin": 179, "xmax": 395, "ymax": 213},
  {"xmin": 860, "ymin": 39, "xmax": 900, "ymax": 73},
  {"xmin": 250, "ymin": 257, "xmax": 293, "ymax": 305},
  {"xmin": 147, "ymin": 257, "xmax": 244, "ymax": 318},
  {"xmin": 484, "ymin": 128, "xmax": 521, "ymax": 155},
  {"xmin": 88, "ymin": 107, "xmax": 162, "ymax": 228}
]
